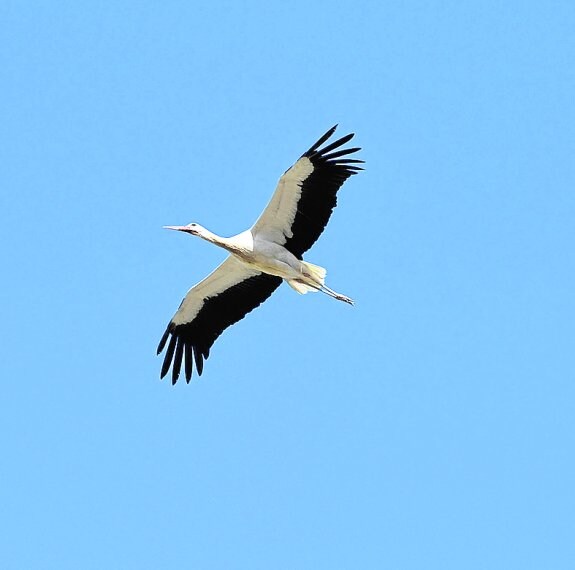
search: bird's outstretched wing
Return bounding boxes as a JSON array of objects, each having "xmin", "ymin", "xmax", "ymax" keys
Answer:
[
  {"xmin": 252, "ymin": 125, "xmax": 364, "ymax": 259},
  {"xmin": 157, "ymin": 256, "xmax": 282, "ymax": 384}
]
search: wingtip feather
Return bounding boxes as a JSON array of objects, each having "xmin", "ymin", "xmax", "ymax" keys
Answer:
[
  {"xmin": 184, "ymin": 343, "xmax": 193, "ymax": 383},
  {"xmin": 305, "ymin": 125, "xmax": 338, "ymax": 156},
  {"xmin": 194, "ymin": 346, "xmax": 204, "ymax": 376},
  {"xmin": 160, "ymin": 334, "xmax": 177, "ymax": 379},
  {"xmin": 315, "ymin": 133, "xmax": 355, "ymax": 156},
  {"xmin": 172, "ymin": 338, "xmax": 184, "ymax": 383},
  {"xmin": 157, "ymin": 326, "xmax": 171, "ymax": 355}
]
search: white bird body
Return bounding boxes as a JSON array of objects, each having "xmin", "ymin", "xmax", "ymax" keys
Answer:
[
  {"xmin": 158, "ymin": 126, "xmax": 363, "ymax": 383},
  {"xmin": 234, "ymin": 238, "xmax": 303, "ymax": 281},
  {"xmin": 174, "ymin": 224, "xmax": 349, "ymax": 299}
]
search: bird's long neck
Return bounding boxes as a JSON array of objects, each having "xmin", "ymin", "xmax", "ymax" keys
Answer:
[{"xmin": 198, "ymin": 228, "xmax": 241, "ymax": 254}]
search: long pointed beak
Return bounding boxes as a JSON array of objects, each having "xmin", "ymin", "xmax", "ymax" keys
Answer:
[{"xmin": 163, "ymin": 225, "xmax": 189, "ymax": 232}]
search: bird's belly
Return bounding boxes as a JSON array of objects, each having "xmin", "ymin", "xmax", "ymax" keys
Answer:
[{"xmin": 233, "ymin": 248, "xmax": 299, "ymax": 280}]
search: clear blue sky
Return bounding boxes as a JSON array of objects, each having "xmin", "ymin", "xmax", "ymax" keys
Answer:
[{"xmin": 2, "ymin": 2, "xmax": 574, "ymax": 569}]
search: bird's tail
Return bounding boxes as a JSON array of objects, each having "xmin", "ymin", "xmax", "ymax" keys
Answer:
[
  {"xmin": 301, "ymin": 261, "xmax": 326, "ymax": 285},
  {"xmin": 287, "ymin": 280, "xmax": 316, "ymax": 294},
  {"xmin": 287, "ymin": 261, "xmax": 327, "ymax": 295}
]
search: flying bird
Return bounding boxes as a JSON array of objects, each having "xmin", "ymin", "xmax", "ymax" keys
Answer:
[{"xmin": 157, "ymin": 125, "xmax": 363, "ymax": 383}]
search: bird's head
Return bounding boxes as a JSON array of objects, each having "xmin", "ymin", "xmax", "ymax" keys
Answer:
[{"xmin": 163, "ymin": 222, "xmax": 204, "ymax": 236}]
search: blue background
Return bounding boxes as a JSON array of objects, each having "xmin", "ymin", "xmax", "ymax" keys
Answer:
[{"xmin": 2, "ymin": 2, "xmax": 574, "ymax": 568}]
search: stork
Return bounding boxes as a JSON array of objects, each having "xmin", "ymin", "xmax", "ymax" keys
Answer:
[{"xmin": 157, "ymin": 125, "xmax": 363, "ymax": 383}]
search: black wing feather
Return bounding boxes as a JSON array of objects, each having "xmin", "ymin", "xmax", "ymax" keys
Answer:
[
  {"xmin": 172, "ymin": 338, "xmax": 184, "ymax": 384},
  {"xmin": 157, "ymin": 273, "xmax": 282, "ymax": 383},
  {"xmin": 193, "ymin": 346, "xmax": 204, "ymax": 376},
  {"xmin": 161, "ymin": 335, "xmax": 178, "ymax": 379},
  {"xmin": 305, "ymin": 124, "xmax": 338, "ymax": 154},
  {"xmin": 184, "ymin": 342, "xmax": 193, "ymax": 382},
  {"xmin": 284, "ymin": 126, "xmax": 364, "ymax": 259},
  {"xmin": 323, "ymin": 147, "xmax": 362, "ymax": 160},
  {"xmin": 314, "ymin": 133, "xmax": 355, "ymax": 156}
]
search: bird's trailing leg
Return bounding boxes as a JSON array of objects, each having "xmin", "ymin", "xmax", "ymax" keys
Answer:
[
  {"xmin": 319, "ymin": 283, "xmax": 355, "ymax": 306},
  {"xmin": 289, "ymin": 260, "xmax": 355, "ymax": 305},
  {"xmin": 286, "ymin": 278, "xmax": 354, "ymax": 305}
]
